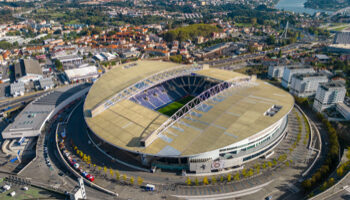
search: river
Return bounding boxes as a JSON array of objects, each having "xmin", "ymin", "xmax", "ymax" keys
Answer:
[{"xmin": 275, "ymin": 0, "xmax": 331, "ymax": 15}]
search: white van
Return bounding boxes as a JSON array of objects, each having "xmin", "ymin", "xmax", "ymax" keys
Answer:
[
  {"xmin": 3, "ymin": 185, "xmax": 11, "ymax": 191},
  {"xmin": 145, "ymin": 184, "xmax": 155, "ymax": 191},
  {"xmin": 10, "ymin": 191, "xmax": 15, "ymax": 197}
]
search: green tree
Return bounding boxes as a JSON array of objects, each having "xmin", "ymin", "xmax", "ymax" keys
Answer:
[
  {"xmin": 268, "ymin": 161, "xmax": 273, "ymax": 168},
  {"xmin": 234, "ymin": 173, "xmax": 240, "ymax": 181},
  {"xmin": 195, "ymin": 177, "xmax": 199, "ymax": 186},
  {"xmin": 337, "ymin": 166, "xmax": 344, "ymax": 177},
  {"xmin": 55, "ymin": 59, "xmax": 63, "ymax": 71},
  {"xmin": 170, "ymin": 55, "xmax": 182, "ymax": 63},
  {"xmin": 248, "ymin": 169, "xmax": 254, "ymax": 177}
]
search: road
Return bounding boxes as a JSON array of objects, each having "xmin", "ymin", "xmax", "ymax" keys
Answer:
[
  {"xmin": 0, "ymin": 91, "xmax": 48, "ymax": 111},
  {"xmin": 204, "ymin": 43, "xmax": 304, "ymax": 67},
  {"xmin": 19, "ymin": 99, "xmax": 118, "ymax": 200}
]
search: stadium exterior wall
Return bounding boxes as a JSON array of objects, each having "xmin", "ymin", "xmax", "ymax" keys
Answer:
[{"xmin": 86, "ymin": 107, "xmax": 292, "ymax": 174}]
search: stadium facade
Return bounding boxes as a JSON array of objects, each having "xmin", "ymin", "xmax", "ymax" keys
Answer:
[{"xmin": 84, "ymin": 61, "xmax": 294, "ymax": 174}]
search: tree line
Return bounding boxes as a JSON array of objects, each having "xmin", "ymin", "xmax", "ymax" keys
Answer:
[{"xmin": 163, "ymin": 24, "xmax": 220, "ymax": 42}]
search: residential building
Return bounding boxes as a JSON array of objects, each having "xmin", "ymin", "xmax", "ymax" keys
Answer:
[
  {"xmin": 268, "ymin": 65, "xmax": 284, "ymax": 79},
  {"xmin": 281, "ymin": 66, "xmax": 314, "ymax": 88},
  {"xmin": 336, "ymin": 102, "xmax": 350, "ymax": 120},
  {"xmin": 289, "ymin": 73, "xmax": 328, "ymax": 97},
  {"xmin": 313, "ymin": 81, "xmax": 347, "ymax": 112},
  {"xmin": 0, "ymin": 66, "xmax": 10, "ymax": 83}
]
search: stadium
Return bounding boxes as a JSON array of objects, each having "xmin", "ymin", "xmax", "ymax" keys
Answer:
[{"xmin": 83, "ymin": 61, "xmax": 294, "ymax": 174}]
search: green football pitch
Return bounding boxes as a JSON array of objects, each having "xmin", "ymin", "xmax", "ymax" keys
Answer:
[{"xmin": 157, "ymin": 96, "xmax": 194, "ymax": 116}]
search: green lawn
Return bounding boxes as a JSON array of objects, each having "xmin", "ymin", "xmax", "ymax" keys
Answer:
[
  {"xmin": 157, "ymin": 96, "xmax": 194, "ymax": 116},
  {"xmin": 0, "ymin": 186, "xmax": 64, "ymax": 200}
]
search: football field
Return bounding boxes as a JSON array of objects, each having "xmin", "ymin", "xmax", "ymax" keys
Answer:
[{"xmin": 157, "ymin": 96, "xmax": 194, "ymax": 116}]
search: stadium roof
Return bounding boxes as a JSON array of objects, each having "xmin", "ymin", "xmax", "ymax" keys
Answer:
[
  {"xmin": 84, "ymin": 61, "xmax": 294, "ymax": 157},
  {"xmin": 2, "ymin": 83, "xmax": 90, "ymax": 139},
  {"xmin": 84, "ymin": 60, "xmax": 181, "ymax": 111},
  {"xmin": 334, "ymin": 32, "xmax": 350, "ymax": 44}
]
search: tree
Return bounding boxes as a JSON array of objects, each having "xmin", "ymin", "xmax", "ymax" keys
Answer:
[
  {"xmin": 211, "ymin": 176, "xmax": 217, "ymax": 184},
  {"xmin": 234, "ymin": 173, "xmax": 240, "ymax": 181},
  {"xmin": 55, "ymin": 59, "xmax": 63, "ymax": 71},
  {"xmin": 251, "ymin": 18, "xmax": 257, "ymax": 26},
  {"xmin": 255, "ymin": 166, "xmax": 260, "ymax": 174},
  {"xmin": 227, "ymin": 174, "xmax": 232, "ymax": 182},
  {"xmin": 186, "ymin": 177, "xmax": 192, "ymax": 186},
  {"xmin": 170, "ymin": 55, "xmax": 182, "ymax": 63},
  {"xmin": 266, "ymin": 35, "xmax": 276, "ymax": 45},
  {"xmin": 285, "ymin": 161, "xmax": 290, "ymax": 167},
  {"xmin": 278, "ymin": 49, "xmax": 282, "ymax": 58},
  {"xmin": 122, "ymin": 174, "xmax": 127, "ymax": 181},
  {"xmin": 337, "ymin": 166, "xmax": 344, "ymax": 177},
  {"xmin": 137, "ymin": 177, "xmax": 143, "ymax": 185},
  {"xmin": 248, "ymin": 169, "xmax": 254, "ymax": 177},
  {"xmin": 115, "ymin": 171, "xmax": 120, "ymax": 180},
  {"xmin": 242, "ymin": 169, "xmax": 246, "ymax": 176},
  {"xmin": 302, "ymin": 179, "xmax": 312, "ymax": 190},
  {"xmin": 203, "ymin": 176, "xmax": 209, "ymax": 185},
  {"xmin": 328, "ymin": 178, "xmax": 335, "ymax": 186},
  {"xmin": 273, "ymin": 159, "xmax": 277, "ymax": 166},
  {"xmin": 268, "ymin": 161, "xmax": 273, "ymax": 168}
]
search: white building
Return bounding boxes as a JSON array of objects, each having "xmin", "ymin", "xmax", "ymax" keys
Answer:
[
  {"xmin": 64, "ymin": 66, "xmax": 99, "ymax": 82},
  {"xmin": 281, "ymin": 66, "xmax": 314, "ymax": 88},
  {"xmin": 39, "ymin": 77, "xmax": 55, "ymax": 90},
  {"xmin": 55, "ymin": 54, "xmax": 83, "ymax": 66},
  {"xmin": 313, "ymin": 81, "xmax": 347, "ymax": 112},
  {"xmin": 289, "ymin": 73, "xmax": 328, "ymax": 98},
  {"xmin": 268, "ymin": 65, "xmax": 284, "ymax": 79},
  {"xmin": 101, "ymin": 52, "xmax": 117, "ymax": 61},
  {"xmin": 336, "ymin": 102, "xmax": 350, "ymax": 120},
  {"xmin": 10, "ymin": 82, "xmax": 25, "ymax": 97}
]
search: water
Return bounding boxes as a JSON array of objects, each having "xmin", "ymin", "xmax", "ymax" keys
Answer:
[{"xmin": 275, "ymin": 0, "xmax": 330, "ymax": 15}]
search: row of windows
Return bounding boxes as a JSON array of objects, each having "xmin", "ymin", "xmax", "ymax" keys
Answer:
[
  {"xmin": 242, "ymin": 131, "xmax": 284, "ymax": 162},
  {"xmin": 219, "ymin": 119, "xmax": 285, "ymax": 153},
  {"xmin": 219, "ymin": 118, "xmax": 288, "ymax": 159}
]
